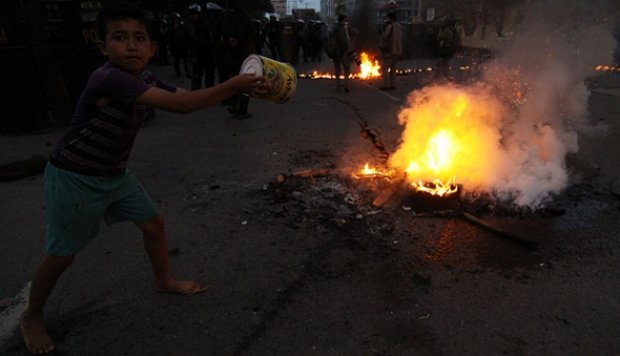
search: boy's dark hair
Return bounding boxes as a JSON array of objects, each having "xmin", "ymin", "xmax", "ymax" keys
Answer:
[
  {"xmin": 387, "ymin": 12, "xmax": 396, "ymax": 21},
  {"xmin": 97, "ymin": 2, "xmax": 150, "ymax": 40},
  {"xmin": 337, "ymin": 14, "xmax": 347, "ymax": 22}
]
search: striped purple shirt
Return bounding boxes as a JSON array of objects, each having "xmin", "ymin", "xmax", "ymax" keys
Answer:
[{"xmin": 51, "ymin": 62, "xmax": 176, "ymax": 176}]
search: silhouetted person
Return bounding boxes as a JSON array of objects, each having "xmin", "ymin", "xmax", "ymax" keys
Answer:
[
  {"xmin": 186, "ymin": 3, "xmax": 216, "ymax": 89},
  {"xmin": 221, "ymin": 8, "xmax": 256, "ymax": 118},
  {"xmin": 379, "ymin": 12, "xmax": 403, "ymax": 90},
  {"xmin": 168, "ymin": 12, "xmax": 190, "ymax": 77},
  {"xmin": 330, "ymin": 15, "xmax": 352, "ymax": 92},
  {"xmin": 265, "ymin": 15, "xmax": 280, "ymax": 60}
]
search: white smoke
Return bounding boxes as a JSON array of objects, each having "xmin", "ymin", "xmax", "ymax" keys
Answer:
[{"xmin": 478, "ymin": 0, "xmax": 617, "ymax": 207}]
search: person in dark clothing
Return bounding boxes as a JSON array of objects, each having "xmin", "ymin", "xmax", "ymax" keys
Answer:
[
  {"xmin": 296, "ymin": 20, "xmax": 308, "ymax": 63},
  {"xmin": 435, "ymin": 16, "xmax": 462, "ymax": 80},
  {"xmin": 330, "ymin": 14, "xmax": 352, "ymax": 92},
  {"xmin": 306, "ymin": 21, "xmax": 323, "ymax": 62},
  {"xmin": 168, "ymin": 12, "xmax": 190, "ymax": 77},
  {"xmin": 252, "ymin": 19, "xmax": 265, "ymax": 55},
  {"xmin": 186, "ymin": 3, "xmax": 216, "ymax": 89},
  {"xmin": 220, "ymin": 8, "xmax": 256, "ymax": 118},
  {"xmin": 204, "ymin": 7, "xmax": 227, "ymax": 86},
  {"xmin": 264, "ymin": 15, "xmax": 280, "ymax": 60},
  {"xmin": 156, "ymin": 15, "xmax": 171, "ymax": 65}
]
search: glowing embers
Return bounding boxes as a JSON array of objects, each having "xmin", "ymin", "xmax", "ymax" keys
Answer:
[{"xmin": 595, "ymin": 65, "xmax": 620, "ymax": 72}]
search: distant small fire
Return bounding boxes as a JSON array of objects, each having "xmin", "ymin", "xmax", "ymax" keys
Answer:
[
  {"xmin": 595, "ymin": 64, "xmax": 620, "ymax": 72},
  {"xmin": 300, "ymin": 62, "xmax": 619, "ymax": 82},
  {"xmin": 357, "ymin": 52, "xmax": 381, "ymax": 79},
  {"xmin": 298, "ymin": 52, "xmax": 382, "ymax": 80}
]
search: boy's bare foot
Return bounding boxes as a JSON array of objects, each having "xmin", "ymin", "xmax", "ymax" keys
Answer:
[
  {"xmin": 155, "ymin": 279, "xmax": 205, "ymax": 296},
  {"xmin": 21, "ymin": 312, "xmax": 55, "ymax": 354}
]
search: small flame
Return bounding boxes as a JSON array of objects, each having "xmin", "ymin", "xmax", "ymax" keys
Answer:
[
  {"xmin": 361, "ymin": 162, "xmax": 378, "ymax": 175},
  {"xmin": 353, "ymin": 162, "xmax": 394, "ymax": 179},
  {"xmin": 595, "ymin": 64, "xmax": 620, "ymax": 72}
]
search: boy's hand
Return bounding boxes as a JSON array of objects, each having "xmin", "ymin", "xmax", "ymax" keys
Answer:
[{"xmin": 231, "ymin": 73, "xmax": 271, "ymax": 97}]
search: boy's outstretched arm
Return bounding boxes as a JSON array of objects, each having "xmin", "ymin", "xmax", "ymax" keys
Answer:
[{"xmin": 137, "ymin": 73, "xmax": 268, "ymax": 114}]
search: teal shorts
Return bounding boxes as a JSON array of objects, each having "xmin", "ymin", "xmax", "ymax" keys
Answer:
[{"xmin": 44, "ymin": 162, "xmax": 159, "ymax": 256}]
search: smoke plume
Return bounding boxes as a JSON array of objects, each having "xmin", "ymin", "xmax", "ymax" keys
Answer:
[
  {"xmin": 392, "ymin": 0, "xmax": 617, "ymax": 208},
  {"xmin": 349, "ymin": 0, "xmax": 380, "ymax": 52}
]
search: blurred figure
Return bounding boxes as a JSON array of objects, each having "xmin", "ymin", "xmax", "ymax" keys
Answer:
[
  {"xmin": 168, "ymin": 12, "xmax": 190, "ymax": 77},
  {"xmin": 329, "ymin": 14, "xmax": 352, "ymax": 92},
  {"xmin": 306, "ymin": 21, "xmax": 324, "ymax": 62},
  {"xmin": 186, "ymin": 3, "xmax": 216, "ymax": 89},
  {"xmin": 207, "ymin": 6, "xmax": 227, "ymax": 86},
  {"xmin": 296, "ymin": 20, "xmax": 308, "ymax": 62},
  {"xmin": 252, "ymin": 19, "xmax": 265, "ymax": 56},
  {"xmin": 220, "ymin": 8, "xmax": 256, "ymax": 118},
  {"xmin": 149, "ymin": 14, "xmax": 170, "ymax": 65},
  {"xmin": 379, "ymin": 12, "xmax": 403, "ymax": 90},
  {"xmin": 264, "ymin": 15, "xmax": 280, "ymax": 60},
  {"xmin": 435, "ymin": 15, "xmax": 462, "ymax": 80},
  {"xmin": 157, "ymin": 15, "xmax": 171, "ymax": 65}
]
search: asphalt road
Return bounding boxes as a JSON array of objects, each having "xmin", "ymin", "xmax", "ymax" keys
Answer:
[{"xmin": 1, "ymin": 56, "xmax": 619, "ymax": 355}]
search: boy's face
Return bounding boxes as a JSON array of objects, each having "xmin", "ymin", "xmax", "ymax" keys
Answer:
[{"xmin": 97, "ymin": 18, "xmax": 156, "ymax": 75}]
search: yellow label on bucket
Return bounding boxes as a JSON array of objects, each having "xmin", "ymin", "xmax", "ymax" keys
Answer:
[{"xmin": 241, "ymin": 55, "xmax": 297, "ymax": 104}]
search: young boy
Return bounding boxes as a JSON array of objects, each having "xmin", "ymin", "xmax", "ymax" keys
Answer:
[{"xmin": 20, "ymin": 3, "xmax": 268, "ymax": 354}]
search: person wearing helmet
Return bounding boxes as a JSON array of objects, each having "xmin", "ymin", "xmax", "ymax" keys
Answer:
[
  {"xmin": 296, "ymin": 19, "xmax": 308, "ymax": 63},
  {"xmin": 188, "ymin": 3, "xmax": 200, "ymax": 14},
  {"xmin": 435, "ymin": 15, "xmax": 462, "ymax": 80},
  {"xmin": 264, "ymin": 15, "xmax": 280, "ymax": 60},
  {"xmin": 220, "ymin": 7, "xmax": 257, "ymax": 118},
  {"xmin": 186, "ymin": 3, "xmax": 216, "ymax": 89},
  {"xmin": 329, "ymin": 14, "xmax": 352, "ymax": 92},
  {"xmin": 379, "ymin": 12, "xmax": 403, "ymax": 90},
  {"xmin": 156, "ymin": 14, "xmax": 171, "ymax": 65},
  {"xmin": 168, "ymin": 12, "xmax": 190, "ymax": 77}
]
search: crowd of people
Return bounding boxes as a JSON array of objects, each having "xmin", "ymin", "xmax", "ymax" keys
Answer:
[
  {"xmin": 150, "ymin": 5, "xmax": 462, "ymax": 97},
  {"xmin": 149, "ymin": 4, "xmax": 258, "ymax": 117},
  {"xmin": 151, "ymin": 8, "xmax": 330, "ymax": 73},
  {"xmin": 148, "ymin": 4, "xmax": 334, "ymax": 116},
  {"xmin": 323, "ymin": 11, "xmax": 462, "ymax": 93}
]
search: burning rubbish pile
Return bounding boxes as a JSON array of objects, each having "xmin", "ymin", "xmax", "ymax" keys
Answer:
[
  {"xmin": 262, "ymin": 0, "xmax": 618, "ymax": 252},
  {"xmin": 306, "ymin": 0, "xmax": 617, "ymax": 210}
]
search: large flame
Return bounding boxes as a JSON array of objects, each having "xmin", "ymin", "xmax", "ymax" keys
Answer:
[
  {"xmin": 389, "ymin": 84, "xmax": 506, "ymax": 193},
  {"xmin": 355, "ymin": 84, "xmax": 510, "ymax": 197}
]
